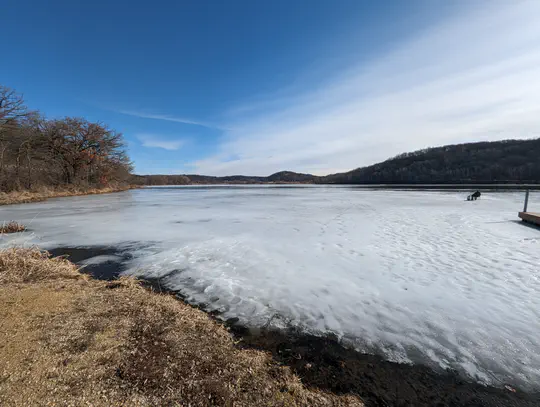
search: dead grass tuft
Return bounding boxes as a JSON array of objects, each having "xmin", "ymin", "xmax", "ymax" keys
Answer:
[
  {"xmin": 0, "ymin": 248, "xmax": 363, "ymax": 406},
  {"xmin": 0, "ymin": 221, "xmax": 26, "ymax": 234},
  {"xmin": 0, "ymin": 248, "xmax": 84, "ymax": 284}
]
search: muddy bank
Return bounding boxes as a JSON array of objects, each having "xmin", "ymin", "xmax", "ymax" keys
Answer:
[
  {"xmin": 50, "ymin": 245, "xmax": 540, "ymax": 407},
  {"xmin": 233, "ymin": 328, "xmax": 538, "ymax": 407}
]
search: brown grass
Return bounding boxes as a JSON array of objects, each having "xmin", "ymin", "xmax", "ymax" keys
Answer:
[
  {"xmin": 0, "ymin": 184, "xmax": 137, "ymax": 206},
  {"xmin": 0, "ymin": 248, "xmax": 363, "ymax": 407},
  {"xmin": 0, "ymin": 248, "xmax": 83, "ymax": 284},
  {"xmin": 0, "ymin": 221, "xmax": 26, "ymax": 234}
]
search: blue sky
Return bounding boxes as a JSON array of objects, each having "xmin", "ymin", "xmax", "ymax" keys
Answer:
[{"xmin": 2, "ymin": 1, "xmax": 540, "ymax": 175}]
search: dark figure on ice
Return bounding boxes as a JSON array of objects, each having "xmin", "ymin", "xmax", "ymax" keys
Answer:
[{"xmin": 467, "ymin": 191, "xmax": 481, "ymax": 201}]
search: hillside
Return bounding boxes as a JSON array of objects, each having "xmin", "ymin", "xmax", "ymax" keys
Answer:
[
  {"xmin": 131, "ymin": 171, "xmax": 318, "ymax": 185},
  {"xmin": 321, "ymin": 139, "xmax": 540, "ymax": 184},
  {"xmin": 267, "ymin": 171, "xmax": 318, "ymax": 183},
  {"xmin": 132, "ymin": 138, "xmax": 540, "ymax": 185}
]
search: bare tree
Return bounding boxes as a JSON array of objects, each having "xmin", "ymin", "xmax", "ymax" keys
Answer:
[
  {"xmin": 41, "ymin": 118, "xmax": 131, "ymax": 185},
  {"xmin": 0, "ymin": 86, "xmax": 34, "ymax": 186},
  {"xmin": 0, "ymin": 86, "xmax": 29, "ymax": 130},
  {"xmin": 0, "ymin": 84, "xmax": 133, "ymax": 192}
]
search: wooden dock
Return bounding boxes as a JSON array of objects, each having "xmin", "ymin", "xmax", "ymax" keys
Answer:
[
  {"xmin": 519, "ymin": 212, "xmax": 540, "ymax": 226},
  {"xmin": 518, "ymin": 190, "xmax": 540, "ymax": 226}
]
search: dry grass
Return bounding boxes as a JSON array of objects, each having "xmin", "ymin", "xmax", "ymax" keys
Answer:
[
  {"xmin": 0, "ymin": 184, "xmax": 136, "ymax": 206},
  {"xmin": 0, "ymin": 221, "xmax": 26, "ymax": 234},
  {"xmin": 0, "ymin": 248, "xmax": 84, "ymax": 284},
  {"xmin": 0, "ymin": 248, "xmax": 363, "ymax": 407}
]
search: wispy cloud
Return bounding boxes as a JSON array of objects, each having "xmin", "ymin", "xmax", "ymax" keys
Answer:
[
  {"xmin": 189, "ymin": 1, "xmax": 540, "ymax": 176},
  {"xmin": 137, "ymin": 134, "xmax": 185, "ymax": 151},
  {"xmin": 119, "ymin": 109, "xmax": 219, "ymax": 129}
]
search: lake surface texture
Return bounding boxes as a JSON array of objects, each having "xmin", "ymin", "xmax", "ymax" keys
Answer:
[{"xmin": 2, "ymin": 186, "xmax": 539, "ymax": 390}]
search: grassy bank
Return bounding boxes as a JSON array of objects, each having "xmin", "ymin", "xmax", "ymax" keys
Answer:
[
  {"xmin": 0, "ymin": 185, "xmax": 137, "ymax": 206},
  {"xmin": 0, "ymin": 248, "xmax": 363, "ymax": 407}
]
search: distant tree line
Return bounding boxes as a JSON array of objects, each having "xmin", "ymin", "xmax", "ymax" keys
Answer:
[
  {"xmin": 130, "ymin": 174, "xmax": 265, "ymax": 185},
  {"xmin": 131, "ymin": 174, "xmax": 191, "ymax": 185},
  {"xmin": 130, "ymin": 171, "xmax": 317, "ymax": 185},
  {"xmin": 133, "ymin": 140, "xmax": 540, "ymax": 186},
  {"xmin": 321, "ymin": 139, "xmax": 540, "ymax": 184},
  {"xmin": 0, "ymin": 85, "xmax": 132, "ymax": 192}
]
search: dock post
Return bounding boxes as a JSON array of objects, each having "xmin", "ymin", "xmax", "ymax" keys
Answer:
[{"xmin": 524, "ymin": 189, "xmax": 530, "ymax": 213}]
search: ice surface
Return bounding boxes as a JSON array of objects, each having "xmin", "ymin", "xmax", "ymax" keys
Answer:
[{"xmin": 1, "ymin": 186, "xmax": 539, "ymax": 389}]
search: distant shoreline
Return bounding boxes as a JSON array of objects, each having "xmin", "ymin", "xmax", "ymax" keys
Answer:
[
  {"xmin": 132, "ymin": 139, "xmax": 540, "ymax": 187},
  {"xmin": 1, "ymin": 184, "xmax": 536, "ymax": 208},
  {"xmin": 143, "ymin": 183, "xmax": 540, "ymax": 190},
  {"xmin": 0, "ymin": 185, "xmax": 139, "ymax": 206}
]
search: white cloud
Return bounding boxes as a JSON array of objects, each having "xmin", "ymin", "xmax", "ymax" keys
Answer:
[
  {"xmin": 137, "ymin": 134, "xmax": 184, "ymax": 151},
  {"xmin": 119, "ymin": 109, "xmax": 218, "ymax": 129},
  {"xmin": 189, "ymin": 1, "xmax": 540, "ymax": 176}
]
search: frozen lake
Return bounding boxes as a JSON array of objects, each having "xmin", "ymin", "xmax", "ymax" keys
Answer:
[{"xmin": 1, "ymin": 186, "xmax": 539, "ymax": 390}]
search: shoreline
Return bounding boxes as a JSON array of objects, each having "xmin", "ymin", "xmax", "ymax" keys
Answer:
[
  {"xmin": 142, "ymin": 183, "xmax": 540, "ymax": 190},
  {"xmin": 1, "ymin": 183, "xmax": 536, "ymax": 207},
  {"xmin": 0, "ymin": 185, "xmax": 139, "ymax": 206},
  {"xmin": 47, "ymin": 245, "xmax": 540, "ymax": 407},
  {"xmin": 144, "ymin": 278, "xmax": 540, "ymax": 407},
  {"xmin": 2, "ymin": 248, "xmax": 362, "ymax": 406}
]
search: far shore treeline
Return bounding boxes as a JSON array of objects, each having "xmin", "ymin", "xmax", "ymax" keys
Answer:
[
  {"xmin": 0, "ymin": 85, "xmax": 132, "ymax": 192},
  {"xmin": 2, "ymin": 84, "xmax": 540, "ymax": 192},
  {"xmin": 134, "ymin": 138, "xmax": 540, "ymax": 186}
]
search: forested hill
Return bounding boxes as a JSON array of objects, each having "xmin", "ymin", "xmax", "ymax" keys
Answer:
[
  {"xmin": 131, "ymin": 171, "xmax": 317, "ymax": 185},
  {"xmin": 134, "ymin": 139, "xmax": 540, "ymax": 185},
  {"xmin": 320, "ymin": 139, "xmax": 540, "ymax": 184}
]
